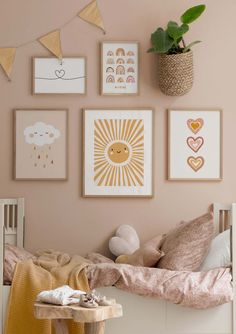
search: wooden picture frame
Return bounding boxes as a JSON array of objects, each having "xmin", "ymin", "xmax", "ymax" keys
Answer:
[
  {"xmin": 14, "ymin": 109, "xmax": 68, "ymax": 180},
  {"xmin": 100, "ymin": 41, "xmax": 139, "ymax": 96},
  {"xmin": 168, "ymin": 109, "xmax": 222, "ymax": 181},
  {"xmin": 32, "ymin": 57, "xmax": 87, "ymax": 95},
  {"xmin": 83, "ymin": 108, "xmax": 153, "ymax": 197}
]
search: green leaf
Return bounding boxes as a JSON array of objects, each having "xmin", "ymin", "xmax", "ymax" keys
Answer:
[
  {"xmin": 183, "ymin": 40, "xmax": 201, "ymax": 52},
  {"xmin": 147, "ymin": 47, "xmax": 155, "ymax": 53},
  {"xmin": 167, "ymin": 21, "xmax": 189, "ymax": 43},
  {"xmin": 181, "ymin": 5, "xmax": 206, "ymax": 24},
  {"xmin": 151, "ymin": 28, "xmax": 174, "ymax": 53}
]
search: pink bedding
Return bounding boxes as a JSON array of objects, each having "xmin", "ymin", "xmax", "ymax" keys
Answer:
[
  {"xmin": 86, "ymin": 262, "xmax": 233, "ymax": 309},
  {"xmin": 4, "ymin": 247, "xmax": 233, "ymax": 309}
]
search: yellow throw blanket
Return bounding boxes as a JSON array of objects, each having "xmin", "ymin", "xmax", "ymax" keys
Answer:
[{"xmin": 4, "ymin": 250, "xmax": 91, "ymax": 334}]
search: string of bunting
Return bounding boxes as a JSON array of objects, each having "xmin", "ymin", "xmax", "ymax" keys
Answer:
[{"xmin": 0, "ymin": 0, "xmax": 105, "ymax": 81}]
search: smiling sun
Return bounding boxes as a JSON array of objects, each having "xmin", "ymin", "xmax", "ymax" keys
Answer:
[{"xmin": 94, "ymin": 119, "xmax": 144, "ymax": 187}]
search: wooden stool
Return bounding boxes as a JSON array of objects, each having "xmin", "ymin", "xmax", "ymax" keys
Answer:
[{"xmin": 34, "ymin": 302, "xmax": 123, "ymax": 334}]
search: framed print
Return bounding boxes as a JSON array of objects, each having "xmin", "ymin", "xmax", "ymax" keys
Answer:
[
  {"xmin": 14, "ymin": 109, "xmax": 68, "ymax": 180},
  {"xmin": 101, "ymin": 41, "xmax": 139, "ymax": 95},
  {"xmin": 33, "ymin": 57, "xmax": 86, "ymax": 94},
  {"xmin": 83, "ymin": 108, "xmax": 153, "ymax": 197},
  {"xmin": 168, "ymin": 109, "xmax": 222, "ymax": 180}
]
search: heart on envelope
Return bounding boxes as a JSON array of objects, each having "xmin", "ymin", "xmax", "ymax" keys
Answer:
[
  {"xmin": 187, "ymin": 118, "xmax": 204, "ymax": 134},
  {"xmin": 186, "ymin": 136, "xmax": 204, "ymax": 153},
  {"xmin": 109, "ymin": 225, "xmax": 140, "ymax": 257},
  {"xmin": 187, "ymin": 156, "xmax": 204, "ymax": 172}
]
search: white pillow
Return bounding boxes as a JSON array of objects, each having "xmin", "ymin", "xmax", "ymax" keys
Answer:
[{"xmin": 200, "ymin": 229, "xmax": 231, "ymax": 271}]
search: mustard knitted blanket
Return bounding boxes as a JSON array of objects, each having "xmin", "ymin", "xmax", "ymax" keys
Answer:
[{"xmin": 4, "ymin": 250, "xmax": 90, "ymax": 334}]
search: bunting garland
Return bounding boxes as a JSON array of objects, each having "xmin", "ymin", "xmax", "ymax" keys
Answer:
[
  {"xmin": 78, "ymin": 0, "xmax": 105, "ymax": 33},
  {"xmin": 0, "ymin": 48, "xmax": 16, "ymax": 80},
  {"xmin": 38, "ymin": 30, "xmax": 62, "ymax": 59},
  {"xmin": 0, "ymin": 0, "xmax": 105, "ymax": 80}
]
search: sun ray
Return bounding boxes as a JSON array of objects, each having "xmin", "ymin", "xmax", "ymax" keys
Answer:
[
  {"xmin": 121, "ymin": 119, "xmax": 127, "ymax": 140},
  {"xmin": 125, "ymin": 165, "xmax": 137, "ymax": 186},
  {"xmin": 106, "ymin": 165, "xmax": 114, "ymax": 186},
  {"xmin": 115, "ymin": 120, "xmax": 118, "ymax": 141},
  {"xmin": 94, "ymin": 162, "xmax": 110, "ymax": 180},
  {"xmin": 118, "ymin": 166, "xmax": 121, "ymax": 186},
  {"xmin": 132, "ymin": 142, "xmax": 144, "ymax": 149},
  {"xmin": 123, "ymin": 119, "xmax": 132, "ymax": 141},
  {"xmin": 129, "ymin": 125, "xmax": 144, "ymax": 146},
  {"xmin": 110, "ymin": 165, "xmax": 118, "ymax": 186},
  {"xmin": 131, "ymin": 157, "xmax": 144, "ymax": 166},
  {"xmin": 127, "ymin": 164, "xmax": 143, "ymax": 186},
  {"xmin": 104, "ymin": 166, "xmax": 114, "ymax": 186},
  {"xmin": 123, "ymin": 166, "xmax": 133, "ymax": 186},
  {"xmin": 131, "ymin": 135, "xmax": 144, "ymax": 147},
  {"xmin": 124, "ymin": 119, "xmax": 136, "ymax": 142},
  {"xmin": 94, "ymin": 120, "xmax": 110, "ymax": 144},
  {"xmin": 98, "ymin": 167, "xmax": 110, "ymax": 186},
  {"xmin": 127, "ymin": 120, "xmax": 142, "ymax": 143},
  {"xmin": 130, "ymin": 161, "xmax": 144, "ymax": 176},
  {"xmin": 104, "ymin": 119, "xmax": 115, "ymax": 141},
  {"xmin": 118, "ymin": 119, "xmax": 122, "ymax": 140},
  {"xmin": 97, "ymin": 120, "xmax": 112, "ymax": 142},
  {"xmin": 94, "ymin": 129, "xmax": 108, "ymax": 146},
  {"xmin": 110, "ymin": 119, "xmax": 116, "ymax": 141},
  {"xmin": 94, "ymin": 160, "xmax": 108, "ymax": 172}
]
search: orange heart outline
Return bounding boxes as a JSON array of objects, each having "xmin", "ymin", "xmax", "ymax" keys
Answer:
[
  {"xmin": 187, "ymin": 118, "xmax": 204, "ymax": 134},
  {"xmin": 187, "ymin": 156, "xmax": 204, "ymax": 172},
  {"xmin": 186, "ymin": 136, "xmax": 204, "ymax": 153}
]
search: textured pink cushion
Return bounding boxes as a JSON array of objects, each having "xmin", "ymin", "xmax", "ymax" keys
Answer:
[
  {"xmin": 4, "ymin": 244, "xmax": 35, "ymax": 283},
  {"xmin": 116, "ymin": 245, "xmax": 164, "ymax": 267},
  {"xmin": 158, "ymin": 212, "xmax": 214, "ymax": 271}
]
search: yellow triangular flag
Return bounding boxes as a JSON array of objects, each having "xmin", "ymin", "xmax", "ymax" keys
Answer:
[
  {"xmin": 0, "ymin": 48, "xmax": 16, "ymax": 80},
  {"xmin": 78, "ymin": 0, "xmax": 105, "ymax": 33},
  {"xmin": 38, "ymin": 30, "xmax": 62, "ymax": 59}
]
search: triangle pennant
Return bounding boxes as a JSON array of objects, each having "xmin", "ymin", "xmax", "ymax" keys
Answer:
[
  {"xmin": 0, "ymin": 48, "xmax": 16, "ymax": 80},
  {"xmin": 38, "ymin": 30, "xmax": 62, "ymax": 59},
  {"xmin": 78, "ymin": 0, "xmax": 105, "ymax": 33}
]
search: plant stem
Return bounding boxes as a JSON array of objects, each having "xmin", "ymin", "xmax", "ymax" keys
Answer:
[{"xmin": 182, "ymin": 38, "xmax": 186, "ymax": 48}]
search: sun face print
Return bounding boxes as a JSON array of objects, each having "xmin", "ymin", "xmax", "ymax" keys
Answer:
[
  {"xmin": 94, "ymin": 119, "xmax": 144, "ymax": 187},
  {"xmin": 108, "ymin": 142, "xmax": 130, "ymax": 163}
]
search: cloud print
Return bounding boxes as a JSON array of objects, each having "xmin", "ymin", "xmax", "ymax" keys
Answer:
[{"xmin": 24, "ymin": 122, "xmax": 61, "ymax": 147}]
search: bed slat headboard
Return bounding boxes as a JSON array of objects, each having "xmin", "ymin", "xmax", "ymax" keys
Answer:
[
  {"xmin": 0, "ymin": 198, "xmax": 24, "ymax": 248},
  {"xmin": 213, "ymin": 203, "xmax": 231, "ymax": 234}
]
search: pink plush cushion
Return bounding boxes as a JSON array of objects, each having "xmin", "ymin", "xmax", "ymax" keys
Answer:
[
  {"xmin": 158, "ymin": 212, "xmax": 214, "ymax": 271},
  {"xmin": 4, "ymin": 244, "xmax": 35, "ymax": 283},
  {"xmin": 116, "ymin": 235, "xmax": 165, "ymax": 267},
  {"xmin": 116, "ymin": 245, "xmax": 164, "ymax": 267}
]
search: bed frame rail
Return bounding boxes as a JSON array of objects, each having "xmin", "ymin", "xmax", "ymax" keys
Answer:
[{"xmin": 0, "ymin": 198, "xmax": 24, "ymax": 334}]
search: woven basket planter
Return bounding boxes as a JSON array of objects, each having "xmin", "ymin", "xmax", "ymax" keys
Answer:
[{"xmin": 159, "ymin": 50, "xmax": 193, "ymax": 96}]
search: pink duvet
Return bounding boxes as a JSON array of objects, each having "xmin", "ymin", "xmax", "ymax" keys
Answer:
[{"xmin": 86, "ymin": 263, "xmax": 233, "ymax": 309}]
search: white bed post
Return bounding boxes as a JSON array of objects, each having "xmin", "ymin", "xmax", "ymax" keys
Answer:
[
  {"xmin": 0, "ymin": 203, "xmax": 4, "ymax": 334},
  {"xmin": 16, "ymin": 198, "xmax": 24, "ymax": 248},
  {"xmin": 232, "ymin": 203, "xmax": 236, "ymax": 334}
]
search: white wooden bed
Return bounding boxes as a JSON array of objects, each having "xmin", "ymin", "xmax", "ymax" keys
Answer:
[
  {"xmin": 0, "ymin": 198, "xmax": 24, "ymax": 334},
  {"xmin": 0, "ymin": 199, "xmax": 235, "ymax": 334}
]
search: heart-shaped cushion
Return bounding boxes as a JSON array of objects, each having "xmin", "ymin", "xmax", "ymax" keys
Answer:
[{"xmin": 109, "ymin": 225, "xmax": 140, "ymax": 256}]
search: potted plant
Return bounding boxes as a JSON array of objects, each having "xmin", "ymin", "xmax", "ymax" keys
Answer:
[{"xmin": 148, "ymin": 4, "xmax": 206, "ymax": 96}]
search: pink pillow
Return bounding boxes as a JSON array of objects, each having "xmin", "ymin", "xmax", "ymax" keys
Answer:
[
  {"xmin": 158, "ymin": 212, "xmax": 214, "ymax": 271},
  {"xmin": 116, "ymin": 246, "xmax": 164, "ymax": 267},
  {"xmin": 4, "ymin": 244, "xmax": 35, "ymax": 283}
]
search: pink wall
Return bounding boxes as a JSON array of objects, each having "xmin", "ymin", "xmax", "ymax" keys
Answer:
[{"xmin": 0, "ymin": 0, "xmax": 236, "ymax": 256}]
